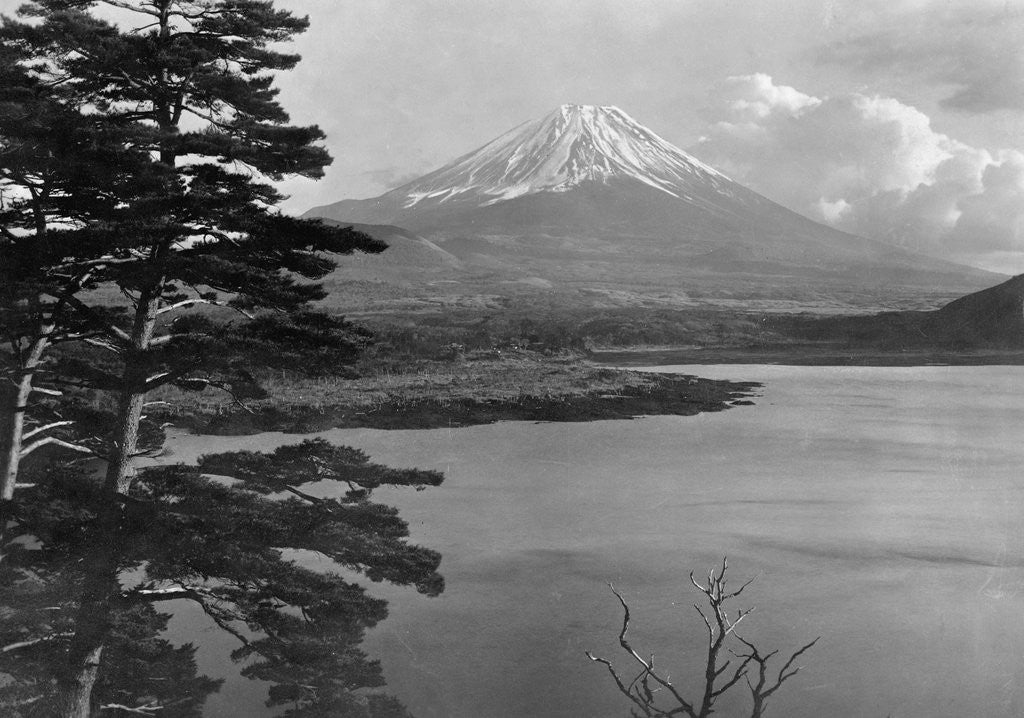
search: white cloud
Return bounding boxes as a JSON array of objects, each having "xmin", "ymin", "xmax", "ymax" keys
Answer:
[
  {"xmin": 693, "ymin": 74, "xmax": 1024, "ymax": 272},
  {"xmin": 721, "ymin": 73, "xmax": 821, "ymax": 119},
  {"xmin": 816, "ymin": 197, "xmax": 852, "ymax": 223},
  {"xmin": 948, "ymin": 150, "xmax": 1024, "ymax": 251}
]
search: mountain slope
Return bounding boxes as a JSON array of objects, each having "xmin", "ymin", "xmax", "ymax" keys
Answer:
[
  {"xmin": 308, "ymin": 104, "xmax": 792, "ymax": 229},
  {"xmin": 307, "ymin": 105, "xmax": 998, "ymax": 301},
  {"xmin": 325, "ymin": 221, "xmax": 461, "ymax": 270}
]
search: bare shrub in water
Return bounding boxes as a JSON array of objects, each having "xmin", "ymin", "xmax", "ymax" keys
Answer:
[{"xmin": 586, "ymin": 558, "xmax": 819, "ymax": 718}]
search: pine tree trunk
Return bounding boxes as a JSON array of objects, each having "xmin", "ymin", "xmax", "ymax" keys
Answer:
[
  {"xmin": 103, "ymin": 290, "xmax": 159, "ymax": 496},
  {"xmin": 54, "ymin": 505, "xmax": 121, "ymax": 718},
  {"xmin": 103, "ymin": 388, "xmax": 147, "ymax": 495},
  {"xmin": 0, "ymin": 335, "xmax": 49, "ymax": 501},
  {"xmin": 54, "ymin": 643, "xmax": 104, "ymax": 718}
]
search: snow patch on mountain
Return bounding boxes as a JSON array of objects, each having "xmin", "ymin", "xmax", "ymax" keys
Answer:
[{"xmin": 397, "ymin": 104, "xmax": 734, "ymax": 209}]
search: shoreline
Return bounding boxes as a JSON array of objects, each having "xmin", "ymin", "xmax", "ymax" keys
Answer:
[
  {"xmin": 592, "ymin": 346, "xmax": 1024, "ymax": 367},
  {"xmin": 149, "ymin": 342, "xmax": 1024, "ymax": 438},
  {"xmin": 157, "ymin": 364, "xmax": 759, "ymax": 436}
]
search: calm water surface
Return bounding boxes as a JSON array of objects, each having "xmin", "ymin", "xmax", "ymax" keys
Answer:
[{"xmin": 164, "ymin": 365, "xmax": 1024, "ymax": 718}]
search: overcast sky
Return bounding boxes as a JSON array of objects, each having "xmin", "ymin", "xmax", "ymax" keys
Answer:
[{"xmin": 5, "ymin": 0, "xmax": 1024, "ymax": 272}]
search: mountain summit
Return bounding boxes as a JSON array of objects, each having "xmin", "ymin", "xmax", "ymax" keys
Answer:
[
  {"xmin": 395, "ymin": 104, "xmax": 734, "ymax": 207},
  {"xmin": 306, "ymin": 106, "xmax": 997, "ymax": 302},
  {"xmin": 307, "ymin": 103, "xmax": 766, "ymax": 227}
]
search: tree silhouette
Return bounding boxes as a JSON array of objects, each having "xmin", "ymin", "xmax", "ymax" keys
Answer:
[
  {"xmin": 0, "ymin": 464, "xmax": 221, "ymax": 717},
  {"xmin": 0, "ymin": 41, "xmax": 154, "ymax": 498},
  {"xmin": 586, "ymin": 558, "xmax": 818, "ymax": 718},
  {"xmin": 0, "ymin": 437, "xmax": 442, "ymax": 717},
  {"xmin": 0, "ymin": 1, "xmax": 385, "ymax": 499}
]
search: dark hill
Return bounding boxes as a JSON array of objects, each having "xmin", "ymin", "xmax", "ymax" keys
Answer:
[
  {"xmin": 783, "ymin": 274, "xmax": 1024, "ymax": 349},
  {"xmin": 932, "ymin": 274, "xmax": 1024, "ymax": 345}
]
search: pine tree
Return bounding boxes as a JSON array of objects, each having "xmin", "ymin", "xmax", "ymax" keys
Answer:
[
  {"xmin": 0, "ymin": 43, "xmax": 152, "ymax": 500},
  {"xmin": 0, "ymin": 1, "xmax": 385, "ymax": 497},
  {"xmin": 1, "ymin": 438, "xmax": 443, "ymax": 717}
]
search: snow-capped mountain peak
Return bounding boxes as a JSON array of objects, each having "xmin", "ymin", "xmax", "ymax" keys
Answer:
[
  {"xmin": 303, "ymin": 105, "xmax": 997, "ymax": 296},
  {"xmin": 396, "ymin": 104, "xmax": 732, "ymax": 208}
]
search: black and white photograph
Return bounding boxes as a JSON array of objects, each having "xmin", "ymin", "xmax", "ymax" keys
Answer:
[{"xmin": 1, "ymin": 1, "xmax": 1024, "ymax": 716}]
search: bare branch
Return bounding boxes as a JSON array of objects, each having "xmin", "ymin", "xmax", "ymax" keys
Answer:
[
  {"xmin": 726, "ymin": 576, "xmax": 756, "ymax": 601},
  {"xmin": 1, "ymin": 632, "xmax": 74, "ymax": 653},
  {"xmin": 589, "ymin": 561, "xmax": 818, "ymax": 718},
  {"xmin": 20, "ymin": 436, "xmax": 95, "ymax": 457},
  {"xmin": 147, "ymin": 375, "xmax": 256, "ymax": 414},
  {"xmin": 585, "ymin": 584, "xmax": 697, "ymax": 717},
  {"xmin": 22, "ymin": 420, "xmax": 75, "ymax": 440},
  {"xmin": 765, "ymin": 637, "xmax": 820, "ymax": 698},
  {"xmin": 98, "ymin": 703, "xmax": 162, "ymax": 715},
  {"xmin": 61, "ymin": 295, "xmax": 132, "ymax": 345},
  {"xmin": 122, "ymin": 583, "xmax": 252, "ymax": 648},
  {"xmin": 154, "ymin": 297, "xmax": 253, "ymax": 319},
  {"xmin": 82, "ymin": 336, "xmax": 125, "ymax": 353},
  {"xmin": 156, "ymin": 298, "xmax": 211, "ymax": 315},
  {"xmin": 585, "ymin": 651, "xmax": 657, "ymax": 717}
]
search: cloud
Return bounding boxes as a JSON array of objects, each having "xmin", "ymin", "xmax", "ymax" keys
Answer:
[
  {"xmin": 360, "ymin": 167, "xmax": 425, "ymax": 191},
  {"xmin": 948, "ymin": 150, "xmax": 1024, "ymax": 251},
  {"xmin": 718, "ymin": 73, "xmax": 821, "ymax": 119},
  {"xmin": 816, "ymin": 197, "xmax": 851, "ymax": 223},
  {"xmin": 815, "ymin": 1, "xmax": 1024, "ymax": 113},
  {"xmin": 693, "ymin": 74, "xmax": 1024, "ymax": 271}
]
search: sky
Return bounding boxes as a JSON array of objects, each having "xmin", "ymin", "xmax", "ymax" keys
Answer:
[{"xmin": 4, "ymin": 0, "xmax": 1023, "ymax": 272}]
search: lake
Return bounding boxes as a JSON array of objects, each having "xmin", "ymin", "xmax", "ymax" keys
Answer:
[{"xmin": 161, "ymin": 364, "xmax": 1024, "ymax": 717}]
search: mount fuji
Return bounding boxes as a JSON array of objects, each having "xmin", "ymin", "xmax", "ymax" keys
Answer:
[{"xmin": 306, "ymin": 105, "xmax": 996, "ymax": 307}]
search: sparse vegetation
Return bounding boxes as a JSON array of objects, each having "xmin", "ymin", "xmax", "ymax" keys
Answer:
[{"xmin": 148, "ymin": 350, "xmax": 758, "ymax": 434}]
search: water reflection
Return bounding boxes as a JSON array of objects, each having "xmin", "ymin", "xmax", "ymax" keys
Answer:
[{"xmin": 0, "ymin": 439, "xmax": 443, "ymax": 717}]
